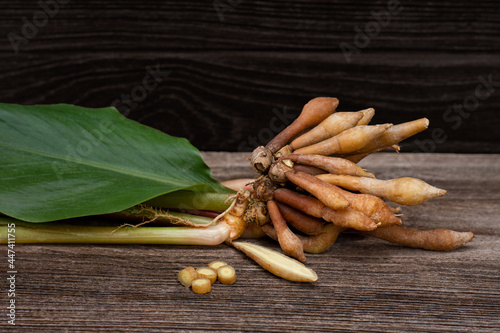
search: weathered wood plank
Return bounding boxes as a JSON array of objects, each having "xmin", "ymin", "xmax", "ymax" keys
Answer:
[
  {"xmin": 1, "ymin": 0, "xmax": 500, "ymax": 52},
  {"xmin": 1, "ymin": 1, "xmax": 499, "ymax": 152},
  {"xmin": 3, "ymin": 153, "xmax": 499, "ymax": 332},
  {"xmin": 1, "ymin": 52, "xmax": 499, "ymax": 152}
]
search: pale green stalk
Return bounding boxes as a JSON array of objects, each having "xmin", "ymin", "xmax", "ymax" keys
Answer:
[
  {"xmin": 0, "ymin": 218, "xmax": 230, "ymax": 245},
  {"xmin": 105, "ymin": 207, "xmax": 216, "ymax": 226},
  {"xmin": 167, "ymin": 212, "xmax": 215, "ymax": 225}
]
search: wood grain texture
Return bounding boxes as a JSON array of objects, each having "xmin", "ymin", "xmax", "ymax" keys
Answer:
[
  {"xmin": 0, "ymin": 1, "xmax": 499, "ymax": 152},
  {"xmin": 1, "ymin": 0, "xmax": 499, "ymax": 52},
  {"xmin": 2, "ymin": 152, "xmax": 499, "ymax": 332}
]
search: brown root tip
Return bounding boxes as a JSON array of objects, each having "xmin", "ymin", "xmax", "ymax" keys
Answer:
[
  {"xmin": 388, "ymin": 206, "xmax": 402, "ymax": 214},
  {"xmin": 423, "ymin": 118, "xmax": 430, "ymax": 128},
  {"xmin": 296, "ymin": 250, "xmax": 307, "ymax": 262},
  {"xmin": 269, "ymin": 160, "xmax": 294, "ymax": 184},
  {"xmin": 251, "ymin": 146, "xmax": 274, "ymax": 173},
  {"xmin": 454, "ymin": 231, "xmax": 474, "ymax": 249},
  {"xmin": 267, "ymin": 200, "xmax": 307, "ymax": 262},
  {"xmin": 391, "ymin": 145, "xmax": 401, "ymax": 152},
  {"xmin": 435, "ymin": 230, "xmax": 475, "ymax": 251},
  {"xmin": 363, "ymin": 169, "xmax": 376, "ymax": 178}
]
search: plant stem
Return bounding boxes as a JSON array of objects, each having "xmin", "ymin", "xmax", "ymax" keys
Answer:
[
  {"xmin": 104, "ymin": 207, "xmax": 215, "ymax": 227},
  {"xmin": 145, "ymin": 191, "xmax": 231, "ymax": 211},
  {"xmin": 0, "ymin": 218, "xmax": 230, "ymax": 245}
]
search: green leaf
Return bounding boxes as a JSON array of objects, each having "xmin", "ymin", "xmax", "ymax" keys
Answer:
[{"xmin": 0, "ymin": 103, "xmax": 233, "ymax": 222}]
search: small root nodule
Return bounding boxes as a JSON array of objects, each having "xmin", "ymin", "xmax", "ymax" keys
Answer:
[
  {"xmin": 243, "ymin": 200, "xmax": 269, "ymax": 227},
  {"xmin": 274, "ymin": 145, "xmax": 293, "ymax": 159},
  {"xmin": 251, "ymin": 146, "xmax": 274, "ymax": 173},
  {"xmin": 252, "ymin": 175, "xmax": 276, "ymax": 202},
  {"xmin": 268, "ymin": 159, "xmax": 294, "ymax": 184}
]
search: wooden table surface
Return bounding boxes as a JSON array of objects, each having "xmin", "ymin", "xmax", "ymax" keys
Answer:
[{"xmin": 3, "ymin": 152, "xmax": 500, "ymax": 332}]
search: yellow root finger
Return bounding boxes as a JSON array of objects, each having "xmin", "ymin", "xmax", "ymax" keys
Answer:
[
  {"xmin": 266, "ymin": 97, "xmax": 339, "ymax": 153},
  {"xmin": 361, "ymin": 225, "xmax": 474, "ymax": 251},
  {"xmin": 285, "ymin": 153, "xmax": 374, "ymax": 178},
  {"xmin": 285, "ymin": 171, "xmax": 350, "ymax": 210},
  {"xmin": 294, "ymin": 124, "xmax": 392, "ymax": 156},
  {"xmin": 317, "ymin": 174, "xmax": 446, "ymax": 206},
  {"xmin": 353, "ymin": 118, "xmax": 429, "ymax": 155},
  {"xmin": 290, "ymin": 111, "xmax": 363, "ymax": 149},
  {"xmin": 356, "ymin": 108, "xmax": 375, "ymax": 125}
]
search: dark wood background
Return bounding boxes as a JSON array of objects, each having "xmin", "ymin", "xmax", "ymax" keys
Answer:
[{"xmin": 0, "ymin": 1, "xmax": 499, "ymax": 152}]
